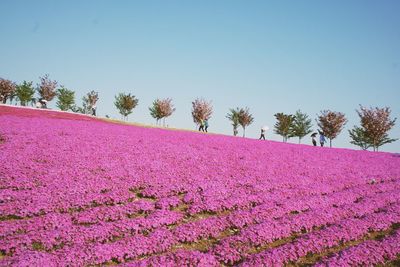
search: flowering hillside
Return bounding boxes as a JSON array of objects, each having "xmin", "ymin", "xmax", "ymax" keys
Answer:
[{"xmin": 1, "ymin": 105, "xmax": 400, "ymax": 266}]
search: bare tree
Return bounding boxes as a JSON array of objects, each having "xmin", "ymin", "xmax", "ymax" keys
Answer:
[
  {"xmin": 238, "ymin": 107, "xmax": 254, "ymax": 137},
  {"xmin": 191, "ymin": 98, "xmax": 213, "ymax": 126},
  {"xmin": 0, "ymin": 78, "xmax": 16, "ymax": 104},
  {"xmin": 355, "ymin": 106, "xmax": 397, "ymax": 152},
  {"xmin": 317, "ymin": 110, "xmax": 347, "ymax": 148},
  {"xmin": 274, "ymin": 113, "xmax": 295, "ymax": 142},
  {"xmin": 37, "ymin": 74, "xmax": 58, "ymax": 101}
]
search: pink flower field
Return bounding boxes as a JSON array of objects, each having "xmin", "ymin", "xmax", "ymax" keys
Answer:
[{"xmin": 1, "ymin": 105, "xmax": 400, "ymax": 266}]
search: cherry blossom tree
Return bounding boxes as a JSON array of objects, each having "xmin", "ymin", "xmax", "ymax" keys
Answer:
[
  {"xmin": 0, "ymin": 78, "xmax": 16, "ymax": 104},
  {"xmin": 353, "ymin": 106, "xmax": 397, "ymax": 152},
  {"xmin": 191, "ymin": 98, "xmax": 213, "ymax": 126},
  {"xmin": 37, "ymin": 74, "xmax": 58, "ymax": 102},
  {"xmin": 317, "ymin": 110, "xmax": 347, "ymax": 148},
  {"xmin": 149, "ymin": 98, "xmax": 176, "ymax": 126}
]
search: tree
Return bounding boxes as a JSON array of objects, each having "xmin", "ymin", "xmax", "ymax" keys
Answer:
[
  {"xmin": 238, "ymin": 107, "xmax": 254, "ymax": 137},
  {"xmin": 149, "ymin": 98, "xmax": 176, "ymax": 126},
  {"xmin": 226, "ymin": 108, "xmax": 240, "ymax": 136},
  {"xmin": 191, "ymin": 98, "xmax": 213, "ymax": 126},
  {"xmin": 274, "ymin": 113, "xmax": 295, "ymax": 142},
  {"xmin": 56, "ymin": 87, "xmax": 75, "ymax": 111},
  {"xmin": 87, "ymin": 90, "xmax": 99, "ymax": 108},
  {"xmin": 71, "ymin": 95, "xmax": 89, "ymax": 114},
  {"xmin": 317, "ymin": 110, "xmax": 347, "ymax": 148},
  {"xmin": 15, "ymin": 81, "xmax": 36, "ymax": 106},
  {"xmin": 290, "ymin": 110, "xmax": 313, "ymax": 144},
  {"xmin": 355, "ymin": 106, "xmax": 397, "ymax": 152},
  {"xmin": 114, "ymin": 93, "xmax": 139, "ymax": 120},
  {"xmin": 72, "ymin": 91, "xmax": 99, "ymax": 114},
  {"xmin": 37, "ymin": 74, "xmax": 57, "ymax": 101},
  {"xmin": 348, "ymin": 126, "xmax": 371, "ymax": 150},
  {"xmin": 149, "ymin": 99, "xmax": 163, "ymax": 125},
  {"xmin": 0, "ymin": 78, "xmax": 16, "ymax": 104}
]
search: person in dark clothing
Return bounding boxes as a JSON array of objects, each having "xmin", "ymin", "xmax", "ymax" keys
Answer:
[
  {"xmin": 39, "ymin": 98, "xmax": 47, "ymax": 109},
  {"xmin": 311, "ymin": 132, "xmax": 317, "ymax": 146},
  {"xmin": 259, "ymin": 128, "xmax": 266, "ymax": 140},
  {"xmin": 198, "ymin": 119, "xmax": 205, "ymax": 132}
]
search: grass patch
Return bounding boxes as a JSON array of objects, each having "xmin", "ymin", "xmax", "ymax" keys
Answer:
[
  {"xmin": 290, "ymin": 224, "xmax": 399, "ymax": 266},
  {"xmin": 0, "ymin": 214, "xmax": 23, "ymax": 221}
]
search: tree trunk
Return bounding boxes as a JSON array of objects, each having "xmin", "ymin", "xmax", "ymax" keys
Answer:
[
  {"xmin": 2, "ymin": 98, "xmax": 6, "ymax": 104},
  {"xmin": 243, "ymin": 127, "xmax": 246, "ymax": 137},
  {"xmin": 330, "ymin": 139, "xmax": 332, "ymax": 148},
  {"xmin": 163, "ymin": 118, "xmax": 166, "ymax": 127},
  {"xmin": 299, "ymin": 137, "xmax": 301, "ymax": 144}
]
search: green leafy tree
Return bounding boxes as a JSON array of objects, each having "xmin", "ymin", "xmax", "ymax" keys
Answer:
[
  {"xmin": 56, "ymin": 87, "xmax": 75, "ymax": 111},
  {"xmin": 0, "ymin": 78, "xmax": 16, "ymax": 104},
  {"xmin": 226, "ymin": 108, "xmax": 241, "ymax": 136},
  {"xmin": 115, "ymin": 93, "xmax": 139, "ymax": 120},
  {"xmin": 149, "ymin": 99, "xmax": 163, "ymax": 125},
  {"xmin": 238, "ymin": 107, "xmax": 254, "ymax": 137},
  {"xmin": 317, "ymin": 110, "xmax": 347, "ymax": 147},
  {"xmin": 349, "ymin": 126, "xmax": 371, "ymax": 150},
  {"xmin": 37, "ymin": 74, "xmax": 57, "ymax": 102},
  {"xmin": 355, "ymin": 106, "xmax": 397, "ymax": 152},
  {"xmin": 15, "ymin": 81, "xmax": 36, "ymax": 106},
  {"xmin": 290, "ymin": 110, "xmax": 313, "ymax": 144},
  {"xmin": 274, "ymin": 113, "xmax": 295, "ymax": 142}
]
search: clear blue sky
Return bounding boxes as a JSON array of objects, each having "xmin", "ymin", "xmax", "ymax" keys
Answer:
[{"xmin": 1, "ymin": 0, "xmax": 399, "ymax": 152}]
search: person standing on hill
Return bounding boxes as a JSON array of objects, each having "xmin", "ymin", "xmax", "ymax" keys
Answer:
[
  {"xmin": 198, "ymin": 119, "xmax": 205, "ymax": 132},
  {"xmin": 318, "ymin": 130, "xmax": 326, "ymax": 147},
  {"xmin": 259, "ymin": 126, "xmax": 268, "ymax": 140},
  {"xmin": 204, "ymin": 119, "xmax": 209, "ymax": 132},
  {"xmin": 259, "ymin": 128, "xmax": 266, "ymax": 140},
  {"xmin": 92, "ymin": 104, "xmax": 97, "ymax": 116},
  {"xmin": 311, "ymin": 132, "xmax": 317, "ymax": 146}
]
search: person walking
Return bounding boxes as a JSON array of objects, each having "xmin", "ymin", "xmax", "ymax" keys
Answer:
[
  {"xmin": 204, "ymin": 119, "xmax": 209, "ymax": 132},
  {"xmin": 318, "ymin": 130, "xmax": 326, "ymax": 147},
  {"xmin": 38, "ymin": 98, "xmax": 47, "ymax": 109},
  {"xmin": 91, "ymin": 104, "xmax": 97, "ymax": 116},
  {"xmin": 311, "ymin": 132, "xmax": 317, "ymax": 146},
  {"xmin": 198, "ymin": 119, "xmax": 205, "ymax": 132},
  {"xmin": 259, "ymin": 126, "xmax": 268, "ymax": 140},
  {"xmin": 259, "ymin": 128, "xmax": 265, "ymax": 140}
]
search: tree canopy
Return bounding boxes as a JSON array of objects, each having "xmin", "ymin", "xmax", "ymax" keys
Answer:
[
  {"xmin": 114, "ymin": 93, "xmax": 139, "ymax": 120},
  {"xmin": 317, "ymin": 110, "xmax": 347, "ymax": 147}
]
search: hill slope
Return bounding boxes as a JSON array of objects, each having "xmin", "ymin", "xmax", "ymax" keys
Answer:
[{"xmin": 1, "ymin": 106, "xmax": 400, "ymax": 266}]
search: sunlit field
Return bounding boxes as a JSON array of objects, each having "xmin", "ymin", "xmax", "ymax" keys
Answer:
[{"xmin": 1, "ymin": 106, "xmax": 400, "ymax": 266}]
